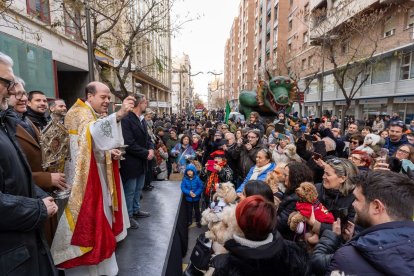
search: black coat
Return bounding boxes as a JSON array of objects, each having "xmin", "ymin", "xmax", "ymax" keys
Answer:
[
  {"xmin": 328, "ymin": 221, "xmax": 414, "ymax": 275},
  {"xmin": 120, "ymin": 112, "xmax": 154, "ymax": 181},
  {"xmin": 310, "ymin": 229, "xmax": 342, "ymax": 276},
  {"xmin": 211, "ymin": 231, "xmax": 309, "ymax": 276},
  {"xmin": 315, "ymin": 183, "xmax": 355, "ymax": 235},
  {"xmin": 0, "ymin": 110, "xmax": 57, "ymax": 276},
  {"xmin": 276, "ymin": 193, "xmax": 300, "ymax": 240}
]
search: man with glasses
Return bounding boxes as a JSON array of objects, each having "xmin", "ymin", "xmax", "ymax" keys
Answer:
[
  {"xmin": 383, "ymin": 120, "xmax": 409, "ymax": 156},
  {"xmin": 0, "ymin": 51, "xmax": 58, "ymax": 275}
]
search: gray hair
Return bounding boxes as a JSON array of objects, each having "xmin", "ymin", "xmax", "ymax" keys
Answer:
[
  {"xmin": 0, "ymin": 52, "xmax": 13, "ymax": 67},
  {"xmin": 14, "ymin": 76, "xmax": 25, "ymax": 87},
  {"xmin": 133, "ymin": 92, "xmax": 145, "ymax": 107},
  {"xmin": 225, "ymin": 132, "xmax": 235, "ymax": 139}
]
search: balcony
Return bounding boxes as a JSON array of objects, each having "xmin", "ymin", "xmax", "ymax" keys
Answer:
[{"xmin": 310, "ymin": 0, "xmax": 378, "ymax": 39}]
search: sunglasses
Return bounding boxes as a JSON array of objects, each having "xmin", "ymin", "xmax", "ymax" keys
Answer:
[
  {"xmin": 390, "ymin": 120, "xmax": 405, "ymax": 128},
  {"xmin": 350, "ymin": 141, "xmax": 359, "ymax": 145},
  {"xmin": 0, "ymin": 76, "xmax": 16, "ymax": 92}
]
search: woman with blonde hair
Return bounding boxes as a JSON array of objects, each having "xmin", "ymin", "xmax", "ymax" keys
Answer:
[{"xmin": 308, "ymin": 158, "xmax": 358, "ymax": 236}]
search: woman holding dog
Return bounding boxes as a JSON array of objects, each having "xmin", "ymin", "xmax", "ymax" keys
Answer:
[
  {"xmin": 276, "ymin": 162, "xmax": 314, "ymax": 240},
  {"xmin": 308, "ymin": 158, "xmax": 358, "ymax": 236}
]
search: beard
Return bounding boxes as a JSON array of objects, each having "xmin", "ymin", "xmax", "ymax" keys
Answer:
[
  {"xmin": 0, "ymin": 98, "xmax": 8, "ymax": 111},
  {"xmin": 354, "ymin": 210, "xmax": 372, "ymax": 229}
]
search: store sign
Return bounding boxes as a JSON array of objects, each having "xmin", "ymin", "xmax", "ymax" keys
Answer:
[
  {"xmin": 335, "ymin": 100, "xmax": 356, "ymax": 106},
  {"xmin": 394, "ymin": 96, "xmax": 414, "ymax": 103},
  {"xmin": 149, "ymin": 101, "xmax": 171, "ymax": 108},
  {"xmin": 359, "ymin": 98, "xmax": 388, "ymax": 105}
]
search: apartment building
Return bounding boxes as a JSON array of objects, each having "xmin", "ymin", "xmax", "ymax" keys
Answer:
[
  {"xmin": 171, "ymin": 54, "xmax": 191, "ymax": 114},
  {"xmin": 0, "ymin": 0, "xmax": 171, "ymax": 113},
  {"xmin": 224, "ymin": 0, "xmax": 255, "ymax": 110},
  {"xmin": 302, "ymin": 0, "xmax": 414, "ymax": 122}
]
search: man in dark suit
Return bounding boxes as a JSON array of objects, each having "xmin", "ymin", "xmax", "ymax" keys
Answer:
[{"xmin": 120, "ymin": 93, "xmax": 154, "ymax": 229}]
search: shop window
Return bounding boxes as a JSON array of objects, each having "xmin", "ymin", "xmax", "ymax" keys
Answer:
[
  {"xmin": 27, "ymin": 0, "xmax": 50, "ymax": 23},
  {"xmin": 371, "ymin": 57, "xmax": 391, "ymax": 84}
]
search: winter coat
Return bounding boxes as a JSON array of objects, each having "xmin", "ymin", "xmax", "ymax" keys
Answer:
[
  {"xmin": 199, "ymin": 163, "xmax": 234, "ymax": 184},
  {"xmin": 328, "ymin": 221, "xmax": 414, "ymax": 275},
  {"xmin": 0, "ymin": 110, "xmax": 57, "ymax": 276},
  {"xmin": 315, "ymin": 183, "xmax": 355, "ymax": 235},
  {"xmin": 236, "ymin": 142, "xmax": 266, "ymax": 179},
  {"xmin": 310, "ymin": 229, "xmax": 342, "ymax": 276},
  {"xmin": 372, "ymin": 119, "xmax": 384, "ymax": 133},
  {"xmin": 171, "ymin": 143, "xmax": 196, "ymax": 173},
  {"xmin": 276, "ymin": 193, "xmax": 300, "ymax": 240},
  {"xmin": 383, "ymin": 135, "xmax": 410, "ymax": 157},
  {"xmin": 211, "ymin": 231, "xmax": 309, "ymax": 276},
  {"xmin": 236, "ymin": 163, "xmax": 276, "ymax": 193},
  {"xmin": 225, "ymin": 143, "xmax": 241, "ymax": 183},
  {"xmin": 25, "ymin": 107, "xmax": 49, "ymax": 131},
  {"xmin": 180, "ymin": 164, "xmax": 204, "ymax": 202}
]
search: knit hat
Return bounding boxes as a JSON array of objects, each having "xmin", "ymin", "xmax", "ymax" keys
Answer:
[{"xmin": 210, "ymin": 150, "xmax": 226, "ymax": 159}]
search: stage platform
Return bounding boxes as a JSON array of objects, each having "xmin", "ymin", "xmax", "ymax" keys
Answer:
[{"xmin": 116, "ymin": 180, "xmax": 186, "ymax": 276}]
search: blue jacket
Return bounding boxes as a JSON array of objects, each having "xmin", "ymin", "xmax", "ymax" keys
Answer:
[
  {"xmin": 383, "ymin": 135, "xmax": 409, "ymax": 157},
  {"xmin": 236, "ymin": 163, "xmax": 276, "ymax": 193},
  {"xmin": 180, "ymin": 164, "xmax": 204, "ymax": 202},
  {"xmin": 328, "ymin": 220, "xmax": 414, "ymax": 275}
]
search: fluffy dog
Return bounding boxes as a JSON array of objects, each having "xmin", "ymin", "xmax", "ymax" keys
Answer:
[
  {"xmin": 201, "ymin": 182, "xmax": 240, "ymax": 255},
  {"xmin": 288, "ymin": 182, "xmax": 334, "ymax": 243}
]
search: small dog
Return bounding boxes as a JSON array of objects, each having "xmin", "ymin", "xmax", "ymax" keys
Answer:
[{"xmin": 288, "ymin": 182, "xmax": 334, "ymax": 244}]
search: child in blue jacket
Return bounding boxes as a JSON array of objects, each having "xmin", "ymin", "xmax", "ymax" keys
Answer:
[{"xmin": 181, "ymin": 164, "xmax": 204, "ymax": 227}]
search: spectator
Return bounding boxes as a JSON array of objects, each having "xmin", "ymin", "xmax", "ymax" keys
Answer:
[
  {"xmin": 372, "ymin": 116, "xmax": 384, "ymax": 133},
  {"xmin": 349, "ymin": 134, "xmax": 364, "ymax": 152},
  {"xmin": 360, "ymin": 126, "xmax": 372, "ymax": 138},
  {"xmin": 238, "ymin": 180, "xmax": 274, "ymax": 203},
  {"xmin": 26, "ymin": 90, "xmax": 49, "ymax": 131},
  {"xmin": 409, "ymin": 120, "xmax": 414, "ymax": 133},
  {"xmin": 343, "ymin": 123, "xmax": 359, "ymax": 142},
  {"xmin": 237, "ymin": 148, "xmax": 275, "ymax": 194},
  {"xmin": 223, "ymin": 132, "xmax": 242, "ymax": 186},
  {"xmin": 277, "ymin": 162, "xmax": 314, "ymax": 240},
  {"xmin": 379, "ymin": 129, "xmax": 389, "ymax": 139},
  {"xmin": 247, "ymin": 111, "xmax": 264, "ymax": 135},
  {"xmin": 210, "ymin": 195, "xmax": 309, "ymax": 275},
  {"xmin": 348, "ymin": 150, "xmax": 372, "ymax": 172},
  {"xmin": 383, "ymin": 120, "xmax": 409, "ymax": 156},
  {"xmin": 154, "ymin": 136, "xmax": 169, "ymax": 181},
  {"xmin": 328, "ymin": 170, "xmax": 414, "ymax": 275},
  {"xmin": 181, "ymin": 164, "xmax": 203, "ymax": 228},
  {"xmin": 171, "ymin": 134, "xmax": 196, "ymax": 173},
  {"xmin": 0, "ymin": 50, "xmax": 58, "ymax": 276},
  {"xmin": 308, "ymin": 158, "xmax": 358, "ymax": 237},
  {"xmin": 236, "ymin": 129, "xmax": 266, "ymax": 180},
  {"xmin": 166, "ymin": 128, "xmax": 179, "ymax": 175}
]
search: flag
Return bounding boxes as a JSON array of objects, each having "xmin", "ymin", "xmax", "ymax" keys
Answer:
[{"xmin": 225, "ymin": 101, "xmax": 231, "ymax": 123}]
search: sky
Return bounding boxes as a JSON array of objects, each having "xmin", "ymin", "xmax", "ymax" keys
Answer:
[{"xmin": 171, "ymin": 0, "xmax": 240, "ymax": 103}]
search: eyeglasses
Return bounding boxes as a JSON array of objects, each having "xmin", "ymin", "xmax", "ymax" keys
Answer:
[
  {"xmin": 14, "ymin": 90, "xmax": 28, "ymax": 100},
  {"xmin": 0, "ymin": 76, "xmax": 16, "ymax": 92},
  {"xmin": 390, "ymin": 120, "xmax": 405, "ymax": 128},
  {"xmin": 397, "ymin": 148, "xmax": 410, "ymax": 155}
]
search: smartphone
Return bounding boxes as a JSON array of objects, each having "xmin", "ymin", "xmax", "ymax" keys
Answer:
[
  {"xmin": 332, "ymin": 208, "xmax": 349, "ymax": 231},
  {"xmin": 304, "ymin": 134, "xmax": 316, "ymax": 141},
  {"xmin": 206, "ymin": 160, "xmax": 216, "ymax": 172},
  {"xmin": 312, "ymin": 152, "xmax": 322, "ymax": 160}
]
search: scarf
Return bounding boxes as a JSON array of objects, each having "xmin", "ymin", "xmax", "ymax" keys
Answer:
[
  {"xmin": 205, "ymin": 160, "xmax": 227, "ymax": 196},
  {"xmin": 250, "ymin": 162, "xmax": 272, "ymax": 180},
  {"xmin": 191, "ymin": 142, "xmax": 199, "ymax": 151}
]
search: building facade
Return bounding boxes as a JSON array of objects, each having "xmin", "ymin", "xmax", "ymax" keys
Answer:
[
  {"xmin": 0, "ymin": 0, "xmax": 171, "ymax": 113},
  {"xmin": 171, "ymin": 54, "xmax": 191, "ymax": 114},
  {"xmin": 303, "ymin": 0, "xmax": 414, "ymax": 123}
]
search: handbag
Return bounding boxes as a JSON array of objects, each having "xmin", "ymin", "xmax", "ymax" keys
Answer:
[
  {"xmin": 182, "ymin": 262, "xmax": 204, "ymax": 276},
  {"xmin": 153, "ymin": 165, "xmax": 162, "ymax": 176},
  {"xmin": 189, "ymin": 233, "xmax": 212, "ymax": 271}
]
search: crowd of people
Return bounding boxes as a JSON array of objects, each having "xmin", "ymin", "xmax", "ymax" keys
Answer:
[{"xmin": 1, "ymin": 48, "xmax": 414, "ymax": 276}]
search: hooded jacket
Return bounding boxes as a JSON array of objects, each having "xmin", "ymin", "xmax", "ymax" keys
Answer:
[
  {"xmin": 328, "ymin": 220, "xmax": 414, "ymax": 275},
  {"xmin": 180, "ymin": 164, "xmax": 203, "ymax": 202},
  {"xmin": 211, "ymin": 231, "xmax": 308, "ymax": 276}
]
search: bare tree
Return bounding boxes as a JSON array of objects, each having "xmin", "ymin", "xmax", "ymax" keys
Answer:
[{"xmin": 60, "ymin": 0, "xmax": 193, "ymax": 100}]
